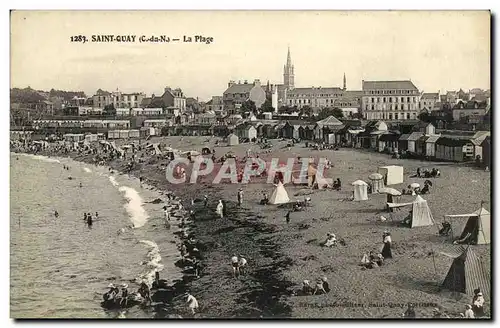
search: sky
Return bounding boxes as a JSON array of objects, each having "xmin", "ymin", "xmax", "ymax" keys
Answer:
[{"xmin": 11, "ymin": 10, "xmax": 490, "ymax": 102}]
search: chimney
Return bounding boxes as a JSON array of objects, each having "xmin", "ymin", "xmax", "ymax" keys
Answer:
[
  {"xmin": 228, "ymin": 80, "xmax": 235, "ymax": 88},
  {"xmin": 164, "ymin": 87, "xmax": 171, "ymax": 93},
  {"xmin": 244, "ymin": 80, "xmax": 248, "ymax": 84}
]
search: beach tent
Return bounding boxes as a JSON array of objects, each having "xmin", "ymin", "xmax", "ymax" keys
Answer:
[
  {"xmin": 269, "ymin": 181, "xmax": 290, "ymax": 204},
  {"xmin": 351, "ymin": 180, "xmax": 368, "ymax": 201},
  {"xmin": 446, "ymin": 207, "xmax": 490, "ymax": 245},
  {"xmin": 378, "ymin": 165, "xmax": 404, "ymax": 185},
  {"xmin": 228, "ymin": 134, "xmax": 239, "ymax": 146},
  {"xmin": 410, "ymin": 195, "xmax": 435, "ymax": 228},
  {"xmin": 440, "ymin": 246, "xmax": 490, "ymax": 297},
  {"xmin": 387, "ymin": 195, "xmax": 434, "ymax": 228},
  {"xmin": 368, "ymin": 173, "xmax": 385, "ymax": 193}
]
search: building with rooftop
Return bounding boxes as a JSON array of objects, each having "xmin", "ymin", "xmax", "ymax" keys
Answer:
[{"xmin": 361, "ymin": 80, "xmax": 420, "ymax": 121}]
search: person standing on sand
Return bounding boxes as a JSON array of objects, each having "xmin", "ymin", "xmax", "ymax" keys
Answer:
[
  {"xmin": 231, "ymin": 254, "xmax": 240, "ymax": 277},
  {"xmin": 203, "ymin": 195, "xmax": 209, "ymax": 207},
  {"xmin": 216, "ymin": 200, "xmax": 224, "ymax": 219},
  {"xmin": 238, "ymin": 255, "xmax": 247, "ymax": 275},
  {"xmin": 403, "ymin": 303, "xmax": 416, "ymax": 318},
  {"xmin": 381, "ymin": 230, "xmax": 393, "ymax": 259},
  {"xmin": 237, "ymin": 189, "xmax": 243, "ymax": 207},
  {"xmin": 186, "ymin": 292, "xmax": 199, "ymax": 315},
  {"xmin": 285, "ymin": 211, "xmax": 291, "ymax": 224}
]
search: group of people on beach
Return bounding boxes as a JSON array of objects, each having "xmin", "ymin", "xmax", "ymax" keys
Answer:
[{"xmin": 83, "ymin": 212, "xmax": 99, "ymax": 227}]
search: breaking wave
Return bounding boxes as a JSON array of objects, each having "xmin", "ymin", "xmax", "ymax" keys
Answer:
[
  {"xmin": 109, "ymin": 176, "xmax": 119, "ymax": 187},
  {"xmin": 137, "ymin": 240, "xmax": 164, "ymax": 287},
  {"xmin": 118, "ymin": 186, "xmax": 149, "ymax": 228}
]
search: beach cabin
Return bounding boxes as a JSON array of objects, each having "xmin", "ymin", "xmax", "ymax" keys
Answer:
[
  {"xmin": 425, "ymin": 135, "xmax": 439, "ymax": 158},
  {"xmin": 435, "ymin": 137, "xmax": 473, "ymax": 162},
  {"xmin": 314, "ymin": 116, "xmax": 343, "ymax": 141},
  {"xmin": 235, "ymin": 124, "xmax": 257, "ymax": 141},
  {"xmin": 407, "ymin": 132, "xmax": 424, "ymax": 153},
  {"xmin": 64, "ymin": 133, "xmax": 85, "ymax": 143},
  {"xmin": 351, "ymin": 180, "xmax": 368, "ymax": 201},
  {"xmin": 378, "ymin": 165, "xmax": 404, "ymax": 186},
  {"xmin": 128, "ymin": 130, "xmax": 140, "ymax": 138},
  {"xmin": 481, "ymin": 136, "xmax": 491, "ymax": 168},
  {"xmin": 84, "ymin": 134, "xmax": 99, "ymax": 143},
  {"xmin": 107, "ymin": 130, "xmax": 120, "ymax": 139},
  {"xmin": 280, "ymin": 122, "xmax": 295, "ymax": 139},
  {"xmin": 378, "ymin": 133, "xmax": 400, "ymax": 153},
  {"xmin": 227, "ymin": 133, "xmax": 239, "ymax": 146}
]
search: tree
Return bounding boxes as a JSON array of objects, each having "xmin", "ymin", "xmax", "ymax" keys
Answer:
[
  {"xmin": 260, "ymin": 98, "xmax": 274, "ymax": 112},
  {"xmin": 241, "ymin": 100, "xmax": 257, "ymax": 114},
  {"xmin": 300, "ymin": 105, "xmax": 313, "ymax": 117},
  {"xmin": 418, "ymin": 112, "xmax": 432, "ymax": 123},
  {"xmin": 317, "ymin": 107, "xmax": 344, "ymax": 121},
  {"xmin": 103, "ymin": 104, "xmax": 116, "ymax": 116},
  {"xmin": 351, "ymin": 112, "xmax": 363, "ymax": 119}
]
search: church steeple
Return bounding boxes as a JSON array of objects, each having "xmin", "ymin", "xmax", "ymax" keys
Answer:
[
  {"xmin": 343, "ymin": 73, "xmax": 346, "ymax": 91},
  {"xmin": 283, "ymin": 46, "xmax": 294, "ymax": 90}
]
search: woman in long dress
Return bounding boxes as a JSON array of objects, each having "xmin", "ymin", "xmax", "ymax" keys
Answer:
[
  {"xmin": 381, "ymin": 231, "xmax": 393, "ymax": 259},
  {"xmin": 215, "ymin": 200, "xmax": 224, "ymax": 218}
]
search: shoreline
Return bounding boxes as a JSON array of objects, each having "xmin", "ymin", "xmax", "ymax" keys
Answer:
[{"xmin": 11, "ymin": 147, "xmax": 294, "ymax": 318}]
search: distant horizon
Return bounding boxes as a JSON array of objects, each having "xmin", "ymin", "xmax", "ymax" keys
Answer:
[{"xmin": 11, "ymin": 11, "xmax": 490, "ymax": 102}]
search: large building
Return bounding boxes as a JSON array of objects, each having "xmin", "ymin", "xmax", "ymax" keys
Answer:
[
  {"xmin": 92, "ymin": 89, "xmax": 144, "ymax": 109},
  {"xmin": 419, "ymin": 92, "xmax": 440, "ymax": 112},
  {"xmin": 160, "ymin": 87, "xmax": 186, "ymax": 112},
  {"xmin": 222, "ymin": 79, "xmax": 266, "ymax": 114},
  {"xmin": 361, "ymin": 80, "xmax": 420, "ymax": 121}
]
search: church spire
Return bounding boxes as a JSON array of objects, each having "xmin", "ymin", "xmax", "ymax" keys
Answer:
[
  {"xmin": 287, "ymin": 46, "xmax": 292, "ymax": 67},
  {"xmin": 283, "ymin": 46, "xmax": 294, "ymax": 90},
  {"xmin": 343, "ymin": 73, "xmax": 346, "ymax": 91}
]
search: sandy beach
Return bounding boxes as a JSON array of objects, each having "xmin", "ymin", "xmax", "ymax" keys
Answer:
[{"xmin": 12, "ymin": 135, "xmax": 491, "ymax": 318}]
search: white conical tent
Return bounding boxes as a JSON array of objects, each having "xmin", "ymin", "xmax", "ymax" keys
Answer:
[
  {"xmin": 269, "ymin": 181, "xmax": 290, "ymax": 204},
  {"xmin": 351, "ymin": 180, "xmax": 368, "ymax": 201},
  {"xmin": 446, "ymin": 207, "xmax": 491, "ymax": 245},
  {"xmin": 410, "ymin": 195, "xmax": 435, "ymax": 227}
]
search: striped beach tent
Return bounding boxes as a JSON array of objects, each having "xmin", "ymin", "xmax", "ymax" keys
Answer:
[{"xmin": 440, "ymin": 246, "xmax": 490, "ymax": 297}]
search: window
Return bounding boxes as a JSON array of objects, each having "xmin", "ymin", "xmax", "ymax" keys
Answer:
[
  {"xmin": 377, "ymin": 97, "xmax": 380, "ymax": 103},
  {"xmin": 389, "ymin": 97, "xmax": 392, "ymax": 103},
  {"xmin": 299, "ymin": 100, "xmax": 302, "ymax": 104},
  {"xmin": 365, "ymin": 105, "xmax": 368, "ymax": 110},
  {"xmin": 401, "ymin": 97, "xmax": 404, "ymax": 102},
  {"xmin": 401, "ymin": 104, "xmax": 405, "ymax": 110},
  {"xmin": 395, "ymin": 104, "xmax": 398, "ymax": 110},
  {"xmin": 371, "ymin": 105, "xmax": 374, "ymax": 110},
  {"xmin": 389, "ymin": 113, "xmax": 393, "ymax": 120},
  {"xmin": 371, "ymin": 97, "xmax": 374, "ymax": 103},
  {"xmin": 383, "ymin": 97, "xmax": 386, "ymax": 103},
  {"xmin": 407, "ymin": 97, "xmax": 410, "ymax": 102},
  {"xmin": 395, "ymin": 113, "xmax": 399, "ymax": 120}
]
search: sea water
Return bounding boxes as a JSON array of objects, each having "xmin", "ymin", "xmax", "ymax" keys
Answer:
[{"xmin": 10, "ymin": 153, "xmax": 182, "ymax": 318}]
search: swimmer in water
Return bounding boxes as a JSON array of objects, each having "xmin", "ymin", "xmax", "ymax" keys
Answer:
[
  {"xmin": 79, "ymin": 183, "xmax": 82, "ymax": 188},
  {"xmin": 54, "ymin": 211, "xmax": 59, "ymax": 218},
  {"xmin": 87, "ymin": 215, "xmax": 93, "ymax": 227},
  {"xmin": 95, "ymin": 212, "xmax": 99, "ymax": 220}
]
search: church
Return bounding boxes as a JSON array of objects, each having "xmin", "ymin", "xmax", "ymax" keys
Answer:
[{"xmin": 277, "ymin": 47, "xmax": 362, "ymax": 116}]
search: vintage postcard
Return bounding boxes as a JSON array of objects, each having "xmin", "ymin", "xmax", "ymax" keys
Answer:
[{"xmin": 10, "ymin": 10, "xmax": 491, "ymax": 319}]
